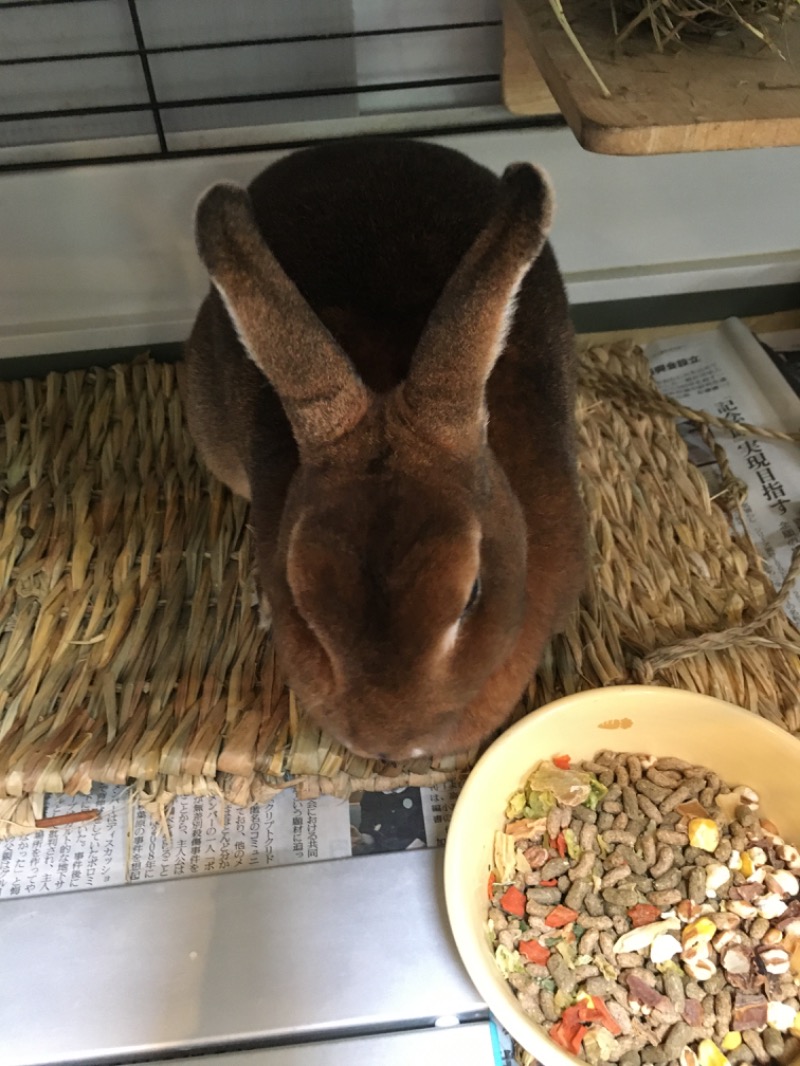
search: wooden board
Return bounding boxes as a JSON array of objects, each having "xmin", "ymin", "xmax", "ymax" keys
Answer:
[
  {"xmin": 502, "ymin": 0, "xmax": 561, "ymax": 116},
  {"xmin": 507, "ymin": 0, "xmax": 800, "ymax": 153}
]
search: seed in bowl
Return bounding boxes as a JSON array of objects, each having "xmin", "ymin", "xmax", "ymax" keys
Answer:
[{"xmin": 487, "ymin": 751, "xmax": 800, "ymax": 1066}]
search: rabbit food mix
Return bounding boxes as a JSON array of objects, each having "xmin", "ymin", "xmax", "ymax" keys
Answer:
[{"xmin": 488, "ymin": 751, "xmax": 800, "ymax": 1066}]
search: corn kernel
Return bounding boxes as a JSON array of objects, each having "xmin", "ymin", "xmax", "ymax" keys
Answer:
[
  {"xmin": 688, "ymin": 819, "xmax": 721, "ymax": 852},
  {"xmin": 697, "ymin": 1039, "xmax": 729, "ymax": 1066},
  {"xmin": 791, "ymin": 1011, "xmax": 800, "ymax": 1037},
  {"xmin": 740, "ymin": 852, "xmax": 754, "ymax": 878},
  {"xmin": 721, "ymin": 1033, "xmax": 742, "ymax": 1051},
  {"xmin": 682, "ymin": 916, "xmax": 717, "ymax": 949}
]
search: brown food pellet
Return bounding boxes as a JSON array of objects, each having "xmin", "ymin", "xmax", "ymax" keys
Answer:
[
  {"xmin": 569, "ymin": 851, "xmax": 596, "ymax": 881},
  {"xmin": 603, "ymin": 885, "xmax": 640, "ymax": 908},
  {"xmin": 579, "ymin": 822, "xmax": 598, "ymax": 852},
  {"xmin": 636, "ymin": 794, "xmax": 664, "ymax": 823},
  {"xmin": 580, "ymin": 928, "xmax": 600, "ymax": 956},
  {"xmin": 637, "ymin": 779, "xmax": 671, "ymax": 804},
  {"xmin": 648, "ymin": 888, "xmax": 682, "ymax": 906},
  {"xmin": 571, "ymin": 804, "xmax": 597, "ymax": 824},
  {"xmin": 663, "ymin": 971, "xmax": 685, "ymax": 1012},
  {"xmin": 647, "ymin": 768, "xmax": 684, "ymax": 789},
  {"xmin": 615, "ymin": 844, "xmax": 649, "ymax": 875},
  {"xmin": 584, "ymin": 890, "xmax": 604, "ymax": 917},
  {"xmin": 615, "ymin": 763, "xmax": 631, "ymax": 788},
  {"xmin": 604, "ymin": 829, "xmax": 638, "ymax": 847},
  {"xmin": 539, "ymin": 857, "xmax": 571, "ymax": 880},
  {"xmin": 742, "ymin": 1029, "xmax": 769, "ymax": 1064},
  {"xmin": 652, "ymin": 868, "xmax": 682, "ymax": 891},
  {"xmin": 664, "ymin": 1020, "xmax": 693, "ymax": 1058},
  {"xmin": 527, "ymin": 886, "xmax": 562, "ymax": 904},
  {"xmin": 603, "ymin": 864, "xmax": 634, "ymax": 888},
  {"xmin": 761, "ymin": 1028, "xmax": 784, "ymax": 1059},
  {"xmin": 642, "ymin": 833, "xmax": 658, "ymax": 867},
  {"xmin": 539, "ymin": 988, "xmax": 559, "ymax": 1022},
  {"xmin": 650, "ymin": 845, "xmax": 675, "ymax": 878},
  {"xmin": 656, "ymin": 828, "xmax": 689, "ymax": 845},
  {"xmin": 728, "ymin": 1048, "xmax": 756, "ymax": 1065},
  {"xmin": 564, "ymin": 879, "xmax": 591, "ymax": 911},
  {"xmin": 546, "ymin": 807, "xmax": 562, "ymax": 839},
  {"xmin": 688, "ymin": 867, "xmax": 707, "ymax": 904},
  {"xmin": 660, "ymin": 783, "xmax": 692, "ymax": 812},
  {"xmin": 620, "ymin": 1052, "xmax": 640, "ymax": 1066},
  {"xmin": 626, "ymin": 755, "xmax": 643, "ymax": 782}
]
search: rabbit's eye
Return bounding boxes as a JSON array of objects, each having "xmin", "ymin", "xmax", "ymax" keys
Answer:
[{"xmin": 463, "ymin": 576, "xmax": 481, "ymax": 616}]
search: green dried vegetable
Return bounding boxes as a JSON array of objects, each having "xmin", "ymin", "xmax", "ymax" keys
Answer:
[
  {"xmin": 494, "ymin": 944, "xmax": 526, "ymax": 978},
  {"xmin": 563, "ymin": 826, "xmax": 582, "ymax": 859}
]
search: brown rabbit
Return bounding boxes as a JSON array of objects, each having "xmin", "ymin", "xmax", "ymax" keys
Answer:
[{"xmin": 182, "ymin": 138, "xmax": 586, "ymax": 761}]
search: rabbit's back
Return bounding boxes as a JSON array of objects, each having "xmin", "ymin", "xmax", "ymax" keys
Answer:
[{"xmin": 248, "ymin": 139, "xmax": 499, "ymax": 322}]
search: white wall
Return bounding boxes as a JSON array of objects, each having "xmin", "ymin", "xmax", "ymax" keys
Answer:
[{"xmin": 1, "ymin": 127, "xmax": 799, "ymax": 360}]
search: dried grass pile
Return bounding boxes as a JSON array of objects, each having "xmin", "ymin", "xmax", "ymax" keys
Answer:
[{"xmin": 610, "ymin": 0, "xmax": 799, "ymax": 55}]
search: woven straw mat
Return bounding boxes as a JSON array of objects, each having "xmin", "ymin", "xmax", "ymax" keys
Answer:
[{"xmin": 1, "ymin": 341, "xmax": 799, "ymax": 837}]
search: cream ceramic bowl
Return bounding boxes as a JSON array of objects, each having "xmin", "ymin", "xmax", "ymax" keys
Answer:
[{"xmin": 444, "ymin": 685, "xmax": 800, "ymax": 1065}]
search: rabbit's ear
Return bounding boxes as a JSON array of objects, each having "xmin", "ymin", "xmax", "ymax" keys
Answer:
[
  {"xmin": 194, "ymin": 182, "xmax": 370, "ymax": 454},
  {"xmin": 399, "ymin": 164, "xmax": 554, "ymax": 455}
]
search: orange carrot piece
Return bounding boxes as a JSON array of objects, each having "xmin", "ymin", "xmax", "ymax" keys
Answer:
[
  {"xmin": 545, "ymin": 904, "xmax": 579, "ymax": 928},
  {"xmin": 499, "ymin": 885, "xmax": 526, "ymax": 918}
]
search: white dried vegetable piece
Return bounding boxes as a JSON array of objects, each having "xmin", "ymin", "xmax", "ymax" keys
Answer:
[
  {"xmin": 515, "ymin": 850, "xmax": 532, "ymax": 875},
  {"xmin": 766, "ymin": 870, "xmax": 799, "ymax": 898},
  {"xmin": 684, "ymin": 954, "xmax": 718, "ymax": 981},
  {"xmin": 650, "ymin": 933, "xmax": 683, "ymax": 964},
  {"xmin": 728, "ymin": 850, "xmax": 742, "ymax": 871},
  {"xmin": 713, "ymin": 929, "xmax": 737, "ymax": 952},
  {"xmin": 682, "ymin": 940, "xmax": 712, "ymax": 967},
  {"xmin": 720, "ymin": 945, "xmax": 751, "ymax": 974},
  {"xmin": 705, "ymin": 863, "xmax": 731, "ymax": 898},
  {"xmin": 760, "ymin": 947, "xmax": 791, "ymax": 974},
  {"xmin": 767, "ymin": 1001, "xmax": 798, "ymax": 1031},
  {"xmin": 777, "ymin": 843, "xmax": 800, "ymax": 871},
  {"xmin": 612, "ymin": 917, "xmax": 681, "ymax": 954},
  {"xmin": 727, "ymin": 900, "xmax": 759, "ymax": 920},
  {"xmin": 493, "ymin": 831, "xmax": 517, "ymax": 884},
  {"xmin": 756, "ymin": 893, "xmax": 788, "ymax": 920}
]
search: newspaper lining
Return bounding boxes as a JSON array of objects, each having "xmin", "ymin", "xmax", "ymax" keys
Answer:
[
  {"xmin": 647, "ymin": 318, "xmax": 800, "ymax": 629},
  {"xmin": 0, "ymin": 780, "xmax": 462, "ymax": 899}
]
